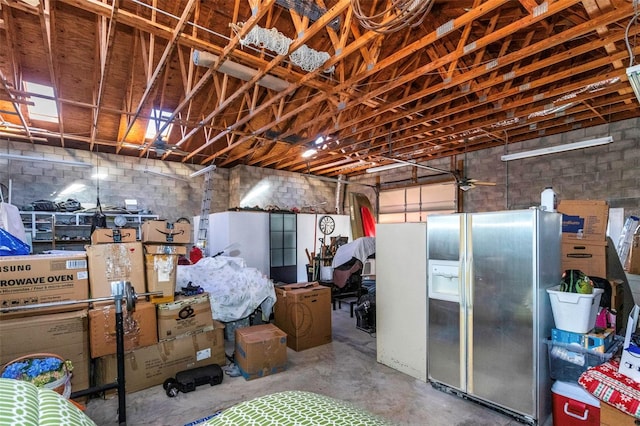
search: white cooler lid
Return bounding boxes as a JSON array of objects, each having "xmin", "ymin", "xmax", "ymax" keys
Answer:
[{"xmin": 552, "ymin": 380, "xmax": 600, "ymax": 407}]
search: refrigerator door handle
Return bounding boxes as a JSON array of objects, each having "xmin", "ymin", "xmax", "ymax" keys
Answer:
[{"xmin": 465, "ymin": 253, "xmax": 473, "ymax": 393}]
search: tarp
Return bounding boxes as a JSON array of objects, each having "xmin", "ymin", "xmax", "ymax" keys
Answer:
[
  {"xmin": 176, "ymin": 256, "xmax": 276, "ymax": 323},
  {"xmin": 332, "ymin": 236, "xmax": 376, "ymax": 268}
]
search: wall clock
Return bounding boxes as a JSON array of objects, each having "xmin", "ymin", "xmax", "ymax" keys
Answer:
[{"xmin": 319, "ymin": 215, "xmax": 335, "ymax": 235}]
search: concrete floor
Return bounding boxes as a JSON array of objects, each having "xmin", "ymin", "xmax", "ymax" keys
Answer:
[{"xmin": 84, "ymin": 304, "xmax": 521, "ymax": 426}]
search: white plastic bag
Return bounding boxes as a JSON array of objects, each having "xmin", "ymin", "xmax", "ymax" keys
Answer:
[{"xmin": 0, "ymin": 202, "xmax": 27, "ymax": 243}]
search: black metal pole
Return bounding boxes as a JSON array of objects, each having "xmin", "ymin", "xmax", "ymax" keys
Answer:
[{"xmin": 115, "ymin": 302, "xmax": 126, "ymax": 425}]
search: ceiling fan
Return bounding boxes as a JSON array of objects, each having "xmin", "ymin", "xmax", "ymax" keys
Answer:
[
  {"xmin": 138, "ymin": 149, "xmax": 189, "ymax": 182},
  {"xmin": 453, "ymin": 174, "xmax": 496, "ymax": 192},
  {"xmin": 146, "ymin": 139, "xmax": 188, "ymax": 156},
  {"xmin": 377, "ymin": 155, "xmax": 495, "ymax": 190},
  {"xmin": 451, "ymin": 140, "xmax": 496, "ymax": 191}
]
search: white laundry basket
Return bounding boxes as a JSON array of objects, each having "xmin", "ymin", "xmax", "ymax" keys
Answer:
[{"xmin": 547, "ymin": 285, "xmax": 604, "ymax": 333}]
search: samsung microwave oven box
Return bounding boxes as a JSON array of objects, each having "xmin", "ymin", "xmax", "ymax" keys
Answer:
[{"xmin": 0, "ymin": 253, "xmax": 89, "ymax": 316}]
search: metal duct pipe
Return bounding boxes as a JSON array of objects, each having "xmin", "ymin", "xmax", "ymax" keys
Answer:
[
  {"xmin": 335, "ymin": 174, "xmax": 344, "ymax": 214},
  {"xmin": 193, "ymin": 51, "xmax": 290, "ymax": 92}
]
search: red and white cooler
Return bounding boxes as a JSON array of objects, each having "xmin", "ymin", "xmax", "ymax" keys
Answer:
[{"xmin": 552, "ymin": 380, "xmax": 600, "ymax": 425}]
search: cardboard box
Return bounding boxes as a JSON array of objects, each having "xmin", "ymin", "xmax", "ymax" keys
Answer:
[
  {"xmin": 609, "ymin": 279, "xmax": 624, "ymax": 332},
  {"xmin": 94, "ymin": 323, "xmax": 225, "ymax": 393},
  {"xmin": 157, "ymin": 293, "xmax": 214, "ymax": 341},
  {"xmin": 274, "ymin": 282, "xmax": 332, "ymax": 351},
  {"xmin": 145, "ymin": 253, "xmax": 178, "ymax": 303},
  {"xmin": 90, "ymin": 228, "xmax": 137, "ymax": 244},
  {"xmin": 235, "ymin": 324, "xmax": 287, "ymax": 380},
  {"xmin": 144, "ymin": 244, "xmax": 188, "ymax": 255},
  {"xmin": 627, "ymin": 235, "xmax": 640, "ymax": 274},
  {"xmin": 557, "ymin": 200, "xmax": 609, "ymax": 242},
  {"xmin": 89, "ymin": 301, "xmax": 158, "ymax": 358},
  {"xmin": 141, "ymin": 220, "xmax": 191, "ymax": 244},
  {"xmin": 143, "ymin": 244, "xmax": 187, "ymax": 303},
  {"xmin": 0, "ymin": 310, "xmax": 91, "ymax": 392},
  {"xmin": 620, "ymin": 305, "xmax": 640, "ymax": 382},
  {"xmin": 601, "ymin": 402, "xmax": 637, "ymax": 426},
  {"xmin": 86, "ymin": 242, "xmax": 145, "ymax": 298},
  {"xmin": 551, "ymin": 328, "xmax": 615, "ymax": 353},
  {"xmin": 561, "ymin": 239, "xmax": 607, "ymax": 278},
  {"xmin": 0, "ymin": 253, "xmax": 89, "ymax": 316}
]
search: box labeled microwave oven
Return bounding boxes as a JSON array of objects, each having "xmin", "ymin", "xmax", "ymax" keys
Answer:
[
  {"xmin": 141, "ymin": 220, "xmax": 191, "ymax": 244},
  {"xmin": 86, "ymin": 242, "xmax": 145, "ymax": 298},
  {"xmin": 274, "ymin": 282, "xmax": 332, "ymax": 351},
  {"xmin": 0, "ymin": 253, "xmax": 89, "ymax": 316},
  {"xmin": 557, "ymin": 200, "xmax": 609, "ymax": 242}
]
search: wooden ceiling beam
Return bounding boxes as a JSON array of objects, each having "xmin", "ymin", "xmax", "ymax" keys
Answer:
[
  {"xmin": 120, "ymin": 0, "xmax": 197, "ymax": 156},
  {"xmin": 186, "ymin": 0, "xmax": 350, "ymax": 161},
  {"xmin": 200, "ymin": 0, "xmax": 510, "ymax": 166},
  {"xmin": 277, "ymin": 37, "xmax": 630, "ymax": 171},
  {"xmin": 247, "ymin": 0, "xmax": 520, "ymax": 167},
  {"xmin": 90, "ymin": 0, "xmax": 119, "ymax": 150},
  {"xmin": 301, "ymin": 2, "xmax": 631, "ymax": 153},
  {"xmin": 363, "ymin": 74, "xmax": 627, "ymax": 161}
]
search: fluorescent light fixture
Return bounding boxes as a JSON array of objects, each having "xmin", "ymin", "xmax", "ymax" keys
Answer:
[
  {"xmin": 0, "ymin": 153, "xmax": 92, "ymax": 167},
  {"xmin": 302, "ymin": 149, "xmax": 317, "ymax": 158},
  {"xmin": 365, "ymin": 162, "xmax": 409, "ymax": 173},
  {"xmin": 626, "ymin": 64, "xmax": 640, "ymax": 103},
  {"xmin": 500, "ymin": 136, "xmax": 613, "ymax": 161},
  {"xmin": 142, "ymin": 169, "xmax": 189, "ymax": 182},
  {"xmin": 189, "ymin": 164, "xmax": 216, "ymax": 178},
  {"xmin": 193, "ymin": 51, "xmax": 290, "ymax": 92}
]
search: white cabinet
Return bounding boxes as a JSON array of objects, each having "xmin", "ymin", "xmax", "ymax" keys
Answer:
[{"xmin": 376, "ymin": 222, "xmax": 428, "ymax": 381}]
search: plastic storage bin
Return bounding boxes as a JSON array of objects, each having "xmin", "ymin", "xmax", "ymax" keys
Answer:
[
  {"xmin": 546, "ymin": 336, "xmax": 623, "ymax": 382},
  {"xmin": 552, "ymin": 380, "xmax": 600, "ymax": 426},
  {"xmin": 547, "ymin": 285, "xmax": 604, "ymax": 333}
]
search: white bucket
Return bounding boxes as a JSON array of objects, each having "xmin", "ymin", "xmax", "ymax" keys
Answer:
[
  {"xmin": 320, "ymin": 266, "xmax": 333, "ymax": 282},
  {"xmin": 547, "ymin": 285, "xmax": 604, "ymax": 333},
  {"xmin": 541, "ymin": 187, "xmax": 557, "ymax": 212}
]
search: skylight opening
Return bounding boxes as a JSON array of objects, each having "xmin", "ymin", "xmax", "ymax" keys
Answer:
[
  {"xmin": 25, "ymin": 81, "xmax": 59, "ymax": 123},
  {"xmin": 145, "ymin": 108, "xmax": 173, "ymax": 140}
]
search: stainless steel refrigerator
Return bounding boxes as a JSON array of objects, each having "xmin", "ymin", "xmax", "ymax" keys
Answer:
[{"xmin": 427, "ymin": 209, "xmax": 561, "ymax": 425}]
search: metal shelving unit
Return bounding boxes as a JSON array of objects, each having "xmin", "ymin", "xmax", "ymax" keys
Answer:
[{"xmin": 19, "ymin": 211, "xmax": 158, "ymax": 253}]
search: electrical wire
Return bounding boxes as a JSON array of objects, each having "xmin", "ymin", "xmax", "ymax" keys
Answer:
[{"xmin": 351, "ymin": 0, "xmax": 435, "ymax": 34}]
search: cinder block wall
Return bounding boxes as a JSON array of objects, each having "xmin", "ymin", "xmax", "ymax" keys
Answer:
[
  {"xmin": 464, "ymin": 119, "xmax": 640, "ymax": 217},
  {"xmin": 228, "ymin": 165, "xmax": 340, "ymax": 213},
  {"xmin": 0, "ymin": 140, "xmax": 228, "ymax": 220},
  {"xmin": 350, "ymin": 118, "xmax": 640, "ymax": 218},
  {"xmin": 3, "ymin": 116, "xmax": 639, "ymax": 222}
]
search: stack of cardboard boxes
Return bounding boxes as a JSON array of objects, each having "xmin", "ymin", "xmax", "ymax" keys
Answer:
[
  {"xmin": 557, "ymin": 200, "xmax": 623, "ymax": 330},
  {"xmin": 1, "ymin": 221, "xmax": 336, "ymax": 393},
  {"xmin": 0, "ymin": 253, "xmax": 92, "ymax": 392},
  {"xmin": 0, "ymin": 220, "xmax": 226, "ymax": 395},
  {"xmin": 557, "ymin": 199, "xmax": 609, "ymax": 278}
]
